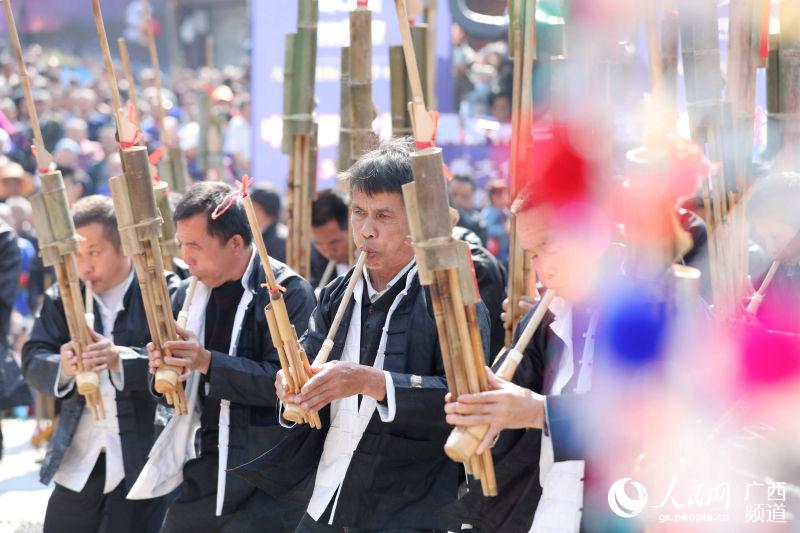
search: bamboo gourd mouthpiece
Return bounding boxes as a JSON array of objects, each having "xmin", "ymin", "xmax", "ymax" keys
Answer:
[
  {"xmin": 76, "ymin": 371, "xmax": 101, "ymax": 395},
  {"xmin": 283, "ymin": 403, "xmax": 310, "ymax": 425},
  {"xmin": 155, "ymin": 370, "xmax": 179, "ymax": 394},
  {"xmin": 444, "ymin": 425, "xmax": 486, "ymax": 463}
]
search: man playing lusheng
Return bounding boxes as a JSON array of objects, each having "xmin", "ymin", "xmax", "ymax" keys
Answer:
[
  {"xmin": 23, "ymin": 195, "xmax": 176, "ymax": 533},
  {"xmin": 272, "ymin": 139, "xmax": 491, "ymax": 532}
]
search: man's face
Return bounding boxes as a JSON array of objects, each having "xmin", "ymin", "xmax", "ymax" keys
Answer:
[
  {"xmin": 752, "ymin": 216, "xmax": 800, "ymax": 262},
  {"xmin": 351, "ymin": 189, "xmax": 415, "ymax": 275},
  {"xmin": 517, "ymin": 207, "xmax": 608, "ymax": 303},
  {"xmin": 76, "ymin": 222, "xmax": 130, "ymax": 294},
  {"xmin": 312, "ymin": 219, "xmax": 350, "ymax": 265},
  {"xmin": 450, "ymin": 180, "xmax": 475, "ymax": 211},
  {"xmin": 491, "ymin": 189, "xmax": 509, "ymax": 208},
  {"xmin": 177, "ymin": 213, "xmax": 246, "ymax": 288}
]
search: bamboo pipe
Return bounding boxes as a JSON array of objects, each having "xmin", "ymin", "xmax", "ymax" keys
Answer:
[
  {"xmin": 34, "ymin": 171, "xmax": 104, "ymax": 418},
  {"xmin": 3, "ymin": 0, "xmax": 51, "ymax": 170},
  {"xmin": 505, "ymin": 0, "xmax": 536, "ymax": 345},
  {"xmin": 205, "ymin": 34, "xmax": 214, "ymax": 69},
  {"xmin": 91, "ymin": 0, "xmax": 123, "ymax": 131},
  {"xmin": 444, "ymin": 290, "xmax": 555, "ymax": 464},
  {"xmin": 746, "ymin": 261, "xmax": 780, "ymax": 315},
  {"xmin": 110, "ymin": 147, "xmax": 187, "ymax": 414},
  {"xmin": 240, "ymin": 185, "xmax": 321, "ymax": 429},
  {"xmin": 349, "ymin": 5, "xmax": 378, "ymax": 161},
  {"xmin": 317, "ymin": 260, "xmax": 337, "ymax": 291},
  {"xmin": 312, "ymin": 251, "xmax": 367, "ymax": 365},
  {"xmin": 85, "ymin": 280, "xmax": 95, "ymax": 328},
  {"xmin": 141, "ymin": 0, "xmax": 168, "ymax": 146},
  {"xmin": 118, "ymin": 37, "xmax": 140, "ymax": 128},
  {"xmin": 177, "ymin": 277, "xmax": 198, "ymax": 329},
  {"xmin": 393, "ymin": 0, "xmax": 436, "ymax": 143}
]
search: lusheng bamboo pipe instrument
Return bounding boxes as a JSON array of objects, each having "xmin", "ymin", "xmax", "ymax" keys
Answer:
[
  {"xmin": 445, "ymin": 290, "xmax": 555, "ymax": 461},
  {"xmin": 6, "ymin": 0, "xmax": 104, "ymax": 418},
  {"xmin": 284, "ymin": 0, "xmax": 319, "ymax": 279},
  {"xmin": 312, "ymin": 251, "xmax": 367, "ymax": 366},
  {"xmin": 233, "ymin": 177, "xmax": 321, "ymax": 429},
  {"xmin": 394, "ymin": 0, "xmax": 497, "ymax": 497},
  {"xmin": 746, "ymin": 261, "xmax": 780, "ymax": 315},
  {"xmin": 31, "ymin": 172, "xmax": 105, "ymax": 420},
  {"xmin": 109, "ymin": 146, "xmax": 188, "ymax": 415},
  {"xmin": 504, "ymin": 0, "xmax": 537, "ymax": 347}
]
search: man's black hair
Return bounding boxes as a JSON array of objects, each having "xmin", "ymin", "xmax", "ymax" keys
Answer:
[
  {"xmin": 451, "ymin": 174, "xmax": 476, "ymax": 190},
  {"xmin": 72, "ymin": 195, "xmax": 121, "ymax": 251},
  {"xmin": 174, "ymin": 182, "xmax": 253, "ymax": 246},
  {"xmin": 345, "ymin": 137, "xmax": 414, "ymax": 197},
  {"xmin": 312, "ymin": 188, "xmax": 349, "ymax": 229},
  {"xmin": 747, "ymin": 172, "xmax": 800, "ymax": 229},
  {"xmin": 249, "ymin": 185, "xmax": 282, "ymax": 219}
]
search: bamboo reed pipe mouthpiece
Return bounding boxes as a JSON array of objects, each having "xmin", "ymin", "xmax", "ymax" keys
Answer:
[
  {"xmin": 312, "ymin": 251, "xmax": 368, "ymax": 366},
  {"xmin": 746, "ymin": 260, "xmax": 780, "ymax": 315},
  {"xmin": 85, "ymin": 280, "xmax": 95, "ymax": 328}
]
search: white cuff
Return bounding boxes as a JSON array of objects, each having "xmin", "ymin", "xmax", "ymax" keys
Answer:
[
  {"xmin": 109, "ymin": 347, "xmax": 138, "ymax": 391},
  {"xmin": 54, "ymin": 360, "xmax": 75, "ymax": 398},
  {"xmin": 376, "ymin": 371, "xmax": 396, "ymax": 423},
  {"xmin": 109, "ymin": 366, "xmax": 124, "ymax": 391}
]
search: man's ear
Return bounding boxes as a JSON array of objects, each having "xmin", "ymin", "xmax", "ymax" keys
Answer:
[{"xmin": 229, "ymin": 234, "xmax": 245, "ymax": 251}]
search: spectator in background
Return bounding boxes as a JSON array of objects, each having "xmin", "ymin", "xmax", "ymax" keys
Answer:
[
  {"xmin": 0, "ymin": 218, "xmax": 21, "ymax": 460},
  {"xmin": 0, "ymin": 159, "xmax": 35, "ymax": 201},
  {"xmin": 309, "ymin": 188, "xmax": 352, "ymax": 289},
  {"xmin": 481, "ymin": 179, "xmax": 511, "ymax": 264},
  {"xmin": 64, "ymin": 117, "xmax": 103, "ymax": 171},
  {"xmin": 88, "ymin": 125, "xmax": 120, "ymax": 195},
  {"xmin": 489, "ymin": 89, "xmax": 512, "ymax": 123},
  {"xmin": 0, "ymin": 202, "xmax": 36, "ymax": 320},
  {"xmin": 449, "ymin": 174, "xmax": 487, "ymax": 244},
  {"xmin": 249, "ymin": 184, "xmax": 287, "ymax": 262},
  {"xmin": 0, "ymin": 159, "xmax": 31, "ymax": 197},
  {"xmin": 224, "ymin": 93, "xmax": 251, "ymax": 176},
  {"xmin": 60, "ymin": 167, "xmax": 88, "ymax": 205}
]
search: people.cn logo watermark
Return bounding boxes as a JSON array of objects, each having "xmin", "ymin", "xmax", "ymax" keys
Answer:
[{"xmin": 608, "ymin": 478, "xmax": 649, "ymax": 518}]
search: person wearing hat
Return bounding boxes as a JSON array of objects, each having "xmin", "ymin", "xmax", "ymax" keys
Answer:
[{"xmin": 0, "ymin": 159, "xmax": 35, "ymax": 201}]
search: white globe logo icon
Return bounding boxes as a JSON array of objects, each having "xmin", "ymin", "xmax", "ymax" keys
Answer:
[{"xmin": 607, "ymin": 478, "xmax": 648, "ymax": 518}]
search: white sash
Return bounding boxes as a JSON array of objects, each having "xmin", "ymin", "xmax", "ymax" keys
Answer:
[
  {"xmin": 307, "ymin": 266, "xmax": 418, "ymax": 524},
  {"xmin": 129, "ymin": 250, "xmax": 256, "ymax": 518}
]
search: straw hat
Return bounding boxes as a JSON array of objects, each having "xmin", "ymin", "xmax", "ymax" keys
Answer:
[{"xmin": 0, "ymin": 160, "xmax": 35, "ymax": 198}]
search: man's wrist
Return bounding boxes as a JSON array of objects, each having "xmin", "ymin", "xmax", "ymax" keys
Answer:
[
  {"xmin": 199, "ymin": 349, "xmax": 212, "ymax": 375},
  {"xmin": 526, "ymin": 390, "xmax": 546, "ymax": 429},
  {"xmin": 363, "ymin": 366, "xmax": 386, "ymax": 401}
]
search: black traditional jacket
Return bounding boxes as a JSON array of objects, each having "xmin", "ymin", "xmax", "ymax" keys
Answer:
[
  {"xmin": 234, "ymin": 264, "xmax": 491, "ymax": 530},
  {"xmin": 22, "ymin": 272, "xmax": 179, "ymax": 490}
]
